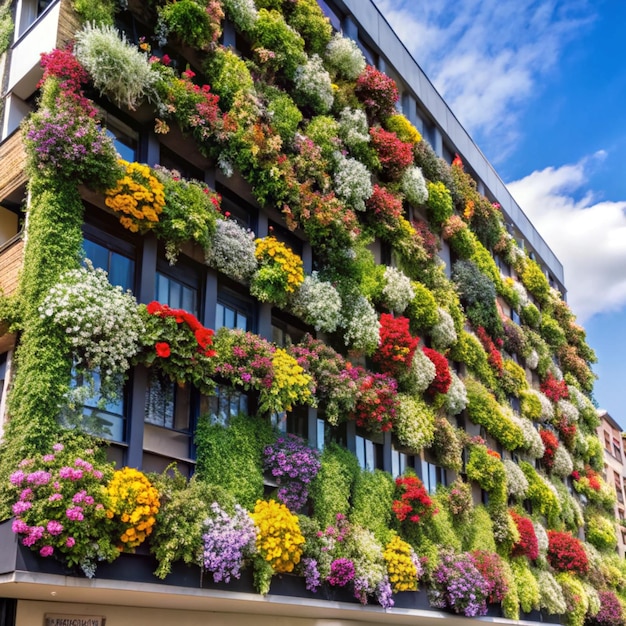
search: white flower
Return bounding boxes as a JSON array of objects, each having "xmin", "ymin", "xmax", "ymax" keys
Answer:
[
  {"xmin": 324, "ymin": 32, "xmax": 366, "ymax": 80},
  {"xmin": 333, "ymin": 151, "xmax": 373, "ymax": 212},
  {"xmin": 221, "ymin": 0, "xmax": 258, "ymax": 32},
  {"xmin": 431, "ymin": 308, "xmax": 457, "ymax": 351},
  {"xmin": 525, "ymin": 348, "xmax": 539, "ymax": 370},
  {"xmin": 340, "ymin": 294, "xmax": 380, "ymax": 354},
  {"xmin": 395, "ymin": 393, "xmax": 435, "ymax": 453},
  {"xmin": 294, "ymin": 54, "xmax": 334, "ymax": 114},
  {"xmin": 400, "ymin": 348, "xmax": 436, "ymax": 395},
  {"xmin": 338, "ymin": 107, "xmax": 370, "ymax": 152},
  {"xmin": 516, "ymin": 416, "xmax": 545, "ymax": 458},
  {"xmin": 381, "ymin": 266, "xmax": 414, "ymax": 313},
  {"xmin": 552, "ymin": 444, "xmax": 574, "ymax": 478},
  {"xmin": 205, "ymin": 219, "xmax": 257, "ymax": 281},
  {"xmin": 527, "ymin": 388, "xmax": 554, "ymax": 422},
  {"xmin": 558, "ymin": 399, "xmax": 579, "ymax": 422},
  {"xmin": 504, "ymin": 459, "xmax": 529, "ymax": 499},
  {"xmin": 401, "ymin": 165, "xmax": 428, "ymax": 206},
  {"xmin": 443, "ymin": 370, "xmax": 468, "ymax": 415},
  {"xmin": 290, "ymin": 272, "xmax": 342, "ymax": 333}
]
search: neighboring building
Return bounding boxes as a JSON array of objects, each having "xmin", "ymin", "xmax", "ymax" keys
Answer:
[
  {"xmin": 597, "ymin": 409, "xmax": 626, "ymax": 556},
  {"xmin": 0, "ymin": 1, "xmax": 617, "ymax": 626}
]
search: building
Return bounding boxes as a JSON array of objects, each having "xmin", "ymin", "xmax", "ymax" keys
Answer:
[
  {"xmin": 0, "ymin": 1, "xmax": 619, "ymax": 625},
  {"xmin": 597, "ymin": 409, "xmax": 626, "ymax": 557}
]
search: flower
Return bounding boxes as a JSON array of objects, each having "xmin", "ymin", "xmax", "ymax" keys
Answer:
[
  {"xmin": 383, "ymin": 535, "xmax": 421, "ymax": 592},
  {"xmin": 205, "ymin": 218, "xmax": 257, "ymax": 281},
  {"xmin": 328, "ymin": 557, "xmax": 355, "ymax": 586},
  {"xmin": 392, "ymin": 474, "xmax": 437, "ymax": 525},
  {"xmin": 155, "ymin": 342, "xmax": 170, "ymax": 358},
  {"xmin": 546, "ymin": 530, "xmax": 588, "ymax": 575},
  {"xmin": 372, "ymin": 314, "xmax": 419, "ymax": 377}
]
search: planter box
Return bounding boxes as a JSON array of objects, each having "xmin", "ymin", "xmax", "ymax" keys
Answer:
[{"xmin": 392, "ymin": 589, "xmax": 431, "ymax": 610}]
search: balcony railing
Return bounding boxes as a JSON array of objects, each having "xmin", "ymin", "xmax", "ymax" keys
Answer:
[{"xmin": 0, "ymin": 132, "xmax": 27, "ymax": 204}]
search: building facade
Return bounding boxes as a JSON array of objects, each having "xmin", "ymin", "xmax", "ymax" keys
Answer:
[{"xmin": 0, "ymin": 1, "xmax": 620, "ymax": 625}]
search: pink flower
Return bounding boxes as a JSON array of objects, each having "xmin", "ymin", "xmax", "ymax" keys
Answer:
[
  {"xmin": 9, "ymin": 470, "xmax": 25, "ymax": 486},
  {"xmin": 40, "ymin": 545, "xmax": 54, "ymax": 557},
  {"xmin": 52, "ymin": 443, "xmax": 64, "ymax": 452},
  {"xmin": 66, "ymin": 537, "xmax": 76, "ymax": 548},
  {"xmin": 66, "ymin": 506, "xmax": 84, "ymax": 521},
  {"xmin": 12, "ymin": 519, "xmax": 29, "ymax": 534},
  {"xmin": 48, "ymin": 493, "xmax": 62, "ymax": 502},
  {"xmin": 12, "ymin": 500, "xmax": 32, "ymax": 515},
  {"xmin": 47, "ymin": 520, "xmax": 64, "ymax": 536},
  {"xmin": 20, "ymin": 488, "xmax": 33, "ymax": 501},
  {"xmin": 43, "ymin": 454, "xmax": 55, "ymax": 462}
]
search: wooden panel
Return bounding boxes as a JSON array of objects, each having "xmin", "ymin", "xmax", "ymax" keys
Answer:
[
  {"xmin": 57, "ymin": 0, "xmax": 80, "ymax": 47},
  {"xmin": 0, "ymin": 236, "xmax": 24, "ymax": 297},
  {"xmin": 0, "ymin": 133, "xmax": 27, "ymax": 204}
]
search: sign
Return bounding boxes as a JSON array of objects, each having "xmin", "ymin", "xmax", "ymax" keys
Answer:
[{"xmin": 45, "ymin": 615, "xmax": 105, "ymax": 626}]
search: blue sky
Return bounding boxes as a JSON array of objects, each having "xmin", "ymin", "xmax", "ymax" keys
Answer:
[{"xmin": 373, "ymin": 0, "xmax": 626, "ymax": 428}]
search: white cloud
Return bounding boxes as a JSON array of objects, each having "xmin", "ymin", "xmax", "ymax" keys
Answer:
[
  {"xmin": 373, "ymin": 0, "xmax": 593, "ymax": 159},
  {"xmin": 507, "ymin": 155, "xmax": 626, "ymax": 323}
]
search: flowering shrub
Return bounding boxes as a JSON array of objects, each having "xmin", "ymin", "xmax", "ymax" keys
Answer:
[
  {"xmin": 381, "ymin": 266, "xmax": 415, "ymax": 314},
  {"xmin": 540, "ymin": 372, "xmax": 569, "ymax": 403},
  {"xmin": 140, "ymin": 301, "xmax": 216, "ymax": 394},
  {"xmin": 370, "ymin": 126, "xmax": 413, "ymax": 180},
  {"xmin": 372, "ymin": 314, "xmax": 419, "ymax": 377},
  {"xmin": 520, "ymin": 462, "xmax": 561, "ymax": 526},
  {"xmin": 364, "ymin": 184, "xmax": 403, "ymax": 238},
  {"xmin": 290, "ymin": 272, "xmax": 342, "ymax": 332},
  {"xmin": 536, "ymin": 570, "xmax": 567, "ymax": 616},
  {"xmin": 425, "ymin": 181, "xmax": 453, "ymax": 229},
  {"xmin": 399, "ymin": 347, "xmax": 436, "ymax": 395},
  {"xmin": 540, "ymin": 429, "xmax": 559, "ymax": 471},
  {"xmin": 355, "ymin": 65, "xmax": 399, "ymax": 120},
  {"xmin": 471, "ymin": 550, "xmax": 508, "ymax": 604},
  {"xmin": 202, "ymin": 502, "xmax": 257, "ymax": 583},
  {"xmin": 221, "ymin": 0, "xmax": 258, "ymax": 33},
  {"xmin": 263, "ymin": 434, "xmax": 321, "ymax": 511},
  {"xmin": 422, "ymin": 347, "xmax": 452, "ymax": 396},
  {"xmin": 585, "ymin": 514, "xmax": 617, "ymax": 552},
  {"xmin": 39, "ymin": 263, "xmax": 144, "ymax": 406},
  {"xmin": 394, "ymin": 393, "xmax": 435, "ymax": 453},
  {"xmin": 339, "ymin": 294, "xmax": 381, "ymax": 355},
  {"xmin": 294, "ymin": 54, "xmax": 334, "ymax": 114},
  {"xmin": 105, "ymin": 467, "xmax": 160, "ymax": 550},
  {"xmin": 350, "ymin": 369, "xmax": 398, "ymax": 432},
  {"xmin": 9, "ymin": 443, "xmax": 116, "ymax": 577},
  {"xmin": 430, "ymin": 307, "xmax": 457, "ymax": 351},
  {"xmin": 546, "ymin": 530, "xmax": 588, "ymax": 575},
  {"xmin": 328, "ymin": 557, "xmax": 355, "ymax": 586},
  {"xmin": 325, "ymin": 33, "xmax": 366, "ymax": 80},
  {"xmin": 588, "ymin": 591, "xmax": 625, "ymax": 626},
  {"xmin": 332, "ymin": 151, "xmax": 373, "ymax": 212},
  {"xmin": 429, "ymin": 550, "xmax": 489, "ymax": 617},
  {"xmin": 503, "ymin": 460, "xmax": 529, "ymax": 499},
  {"xmin": 475, "ymin": 325, "xmax": 503, "ymax": 374},
  {"xmin": 392, "ymin": 474, "xmax": 437, "ymax": 525},
  {"xmin": 105, "ymin": 160, "xmax": 166, "ymax": 233},
  {"xmin": 401, "ymin": 165, "xmax": 429, "ymax": 206},
  {"xmin": 444, "ymin": 371, "xmax": 469, "ymax": 415},
  {"xmin": 251, "ymin": 499, "xmax": 305, "ymax": 573},
  {"xmin": 552, "ymin": 444, "xmax": 574, "ymax": 478},
  {"xmin": 205, "ymin": 218, "xmax": 258, "ymax": 281},
  {"xmin": 157, "ymin": 0, "xmax": 223, "ymax": 51},
  {"xmin": 446, "ymin": 479, "xmax": 474, "ymax": 519},
  {"xmin": 510, "ymin": 511, "xmax": 539, "ymax": 559},
  {"xmin": 466, "ymin": 444, "xmax": 506, "ymax": 498},
  {"xmin": 271, "ymin": 347, "xmax": 315, "ymax": 412},
  {"xmin": 383, "ymin": 535, "xmax": 421, "ymax": 592},
  {"xmin": 251, "ymin": 236, "xmax": 304, "ymax": 306}
]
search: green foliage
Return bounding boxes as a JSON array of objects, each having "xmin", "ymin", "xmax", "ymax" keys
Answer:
[
  {"xmin": 500, "ymin": 359, "xmax": 529, "ymax": 397},
  {"xmin": 419, "ymin": 494, "xmax": 462, "ymax": 552},
  {"xmin": 551, "ymin": 478, "xmax": 583, "ymax": 533},
  {"xmin": 557, "ymin": 573, "xmax": 589, "ymax": 626},
  {"xmin": 203, "ymin": 47, "xmax": 254, "ymax": 111},
  {"xmin": 520, "ymin": 461, "xmax": 561, "ymax": 527},
  {"xmin": 252, "ymin": 9, "xmax": 306, "ymax": 80},
  {"xmin": 310, "ymin": 442, "xmax": 360, "ymax": 528},
  {"xmin": 264, "ymin": 87, "xmax": 303, "ymax": 145},
  {"xmin": 540, "ymin": 313, "xmax": 567, "ymax": 348},
  {"xmin": 466, "ymin": 444, "xmax": 506, "ymax": 497},
  {"xmin": 511, "ymin": 557, "xmax": 540, "ymax": 613},
  {"xmin": 404, "ymin": 281, "xmax": 439, "ymax": 334},
  {"xmin": 0, "ymin": 0, "xmax": 14, "ymax": 55},
  {"xmin": 286, "ymin": 0, "xmax": 332, "ymax": 55},
  {"xmin": 72, "ymin": 0, "xmax": 116, "ymax": 25},
  {"xmin": 425, "ymin": 181, "xmax": 453, "ymax": 231},
  {"xmin": 384, "ymin": 114, "xmax": 422, "ymax": 144},
  {"xmin": 430, "ymin": 417, "xmax": 463, "ymax": 472},
  {"xmin": 520, "ymin": 389, "xmax": 542, "ymax": 421},
  {"xmin": 395, "ymin": 393, "xmax": 436, "ymax": 453},
  {"xmin": 350, "ymin": 469, "xmax": 395, "ymax": 543},
  {"xmin": 194, "ymin": 413, "xmax": 275, "ymax": 509},
  {"xmin": 449, "ymin": 331, "xmax": 498, "ymax": 392},
  {"xmin": 470, "ymin": 237, "xmax": 503, "ymax": 292},
  {"xmin": 158, "ymin": 0, "xmax": 223, "ymax": 50},
  {"xmin": 519, "ymin": 258, "xmax": 551, "ymax": 306},
  {"xmin": 463, "ymin": 505, "xmax": 497, "ymax": 553},
  {"xmin": 586, "ymin": 513, "xmax": 618, "ymax": 552},
  {"xmin": 521, "ymin": 302, "xmax": 541, "ymax": 328},
  {"xmin": 305, "ymin": 115, "xmax": 340, "ymax": 161}
]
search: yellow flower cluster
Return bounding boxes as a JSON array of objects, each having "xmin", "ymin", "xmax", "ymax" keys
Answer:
[
  {"xmin": 383, "ymin": 535, "xmax": 419, "ymax": 592},
  {"xmin": 254, "ymin": 236, "xmax": 304, "ymax": 293},
  {"xmin": 250, "ymin": 499, "xmax": 305, "ymax": 573},
  {"xmin": 271, "ymin": 348, "xmax": 314, "ymax": 412},
  {"xmin": 105, "ymin": 160, "xmax": 165, "ymax": 232},
  {"xmin": 106, "ymin": 467, "xmax": 160, "ymax": 549}
]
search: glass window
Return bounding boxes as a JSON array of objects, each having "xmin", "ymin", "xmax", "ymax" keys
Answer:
[
  {"xmin": 206, "ymin": 384, "xmax": 248, "ymax": 426},
  {"xmin": 355, "ymin": 433, "xmax": 383, "ymax": 471},
  {"xmin": 216, "ymin": 301, "xmax": 248, "ymax": 331},
  {"xmin": 156, "ymin": 272, "xmax": 198, "ymax": 315},
  {"xmin": 84, "ymin": 238, "xmax": 135, "ymax": 291},
  {"xmin": 421, "ymin": 460, "xmax": 446, "ymax": 494},
  {"xmin": 145, "ymin": 371, "xmax": 191, "ymax": 431},
  {"xmin": 391, "ymin": 447, "xmax": 414, "ymax": 478},
  {"xmin": 101, "ymin": 113, "xmax": 138, "ymax": 162}
]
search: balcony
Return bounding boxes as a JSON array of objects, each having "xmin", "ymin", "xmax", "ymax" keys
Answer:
[
  {"xmin": 6, "ymin": 0, "xmax": 79, "ymax": 100},
  {"xmin": 0, "ymin": 132, "xmax": 27, "ymax": 205}
]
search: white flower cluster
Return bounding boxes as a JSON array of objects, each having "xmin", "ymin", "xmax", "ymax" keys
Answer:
[
  {"xmin": 221, "ymin": 0, "xmax": 258, "ymax": 32},
  {"xmin": 294, "ymin": 54, "xmax": 334, "ymax": 114},
  {"xmin": 503, "ymin": 459, "xmax": 529, "ymax": 499},
  {"xmin": 431, "ymin": 307, "xmax": 457, "ymax": 351},
  {"xmin": 557, "ymin": 399, "xmax": 579, "ymax": 422},
  {"xmin": 340, "ymin": 294, "xmax": 380, "ymax": 354},
  {"xmin": 39, "ymin": 262, "xmax": 144, "ymax": 393},
  {"xmin": 516, "ymin": 416, "xmax": 545, "ymax": 458},
  {"xmin": 443, "ymin": 370, "xmax": 468, "ymax": 415},
  {"xmin": 333, "ymin": 151, "xmax": 373, "ymax": 212},
  {"xmin": 381, "ymin": 266, "xmax": 414, "ymax": 313},
  {"xmin": 401, "ymin": 165, "xmax": 428, "ymax": 207},
  {"xmin": 584, "ymin": 584, "xmax": 601, "ymax": 618},
  {"xmin": 395, "ymin": 393, "xmax": 435, "ymax": 452},
  {"xmin": 324, "ymin": 32, "xmax": 366, "ymax": 80},
  {"xmin": 290, "ymin": 272, "xmax": 342, "ymax": 333},
  {"xmin": 338, "ymin": 107, "xmax": 370, "ymax": 153},
  {"xmin": 205, "ymin": 219, "xmax": 257, "ymax": 281},
  {"xmin": 400, "ymin": 348, "xmax": 436, "ymax": 395},
  {"xmin": 552, "ymin": 444, "xmax": 574, "ymax": 478},
  {"xmin": 536, "ymin": 570, "xmax": 567, "ymax": 615},
  {"xmin": 510, "ymin": 279, "xmax": 530, "ymax": 310},
  {"xmin": 528, "ymin": 388, "xmax": 554, "ymax": 422},
  {"xmin": 525, "ymin": 348, "xmax": 539, "ymax": 370},
  {"xmin": 568, "ymin": 384, "xmax": 595, "ymax": 414}
]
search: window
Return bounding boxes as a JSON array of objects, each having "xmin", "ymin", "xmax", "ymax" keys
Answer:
[
  {"xmin": 355, "ymin": 430, "xmax": 383, "ymax": 471},
  {"xmin": 613, "ymin": 438, "xmax": 622, "ymax": 461},
  {"xmin": 0, "ymin": 352, "xmax": 8, "ymax": 416},
  {"xmin": 101, "ymin": 112, "xmax": 139, "ymax": 162},
  {"xmin": 391, "ymin": 446, "xmax": 414, "ymax": 478},
  {"xmin": 83, "ymin": 238, "xmax": 135, "ymax": 292},
  {"xmin": 155, "ymin": 271, "xmax": 198, "ymax": 314},
  {"xmin": 421, "ymin": 461, "xmax": 446, "ymax": 494},
  {"xmin": 206, "ymin": 384, "xmax": 248, "ymax": 426},
  {"xmin": 218, "ymin": 187, "xmax": 257, "ymax": 231},
  {"xmin": 216, "ymin": 287, "xmax": 254, "ymax": 332}
]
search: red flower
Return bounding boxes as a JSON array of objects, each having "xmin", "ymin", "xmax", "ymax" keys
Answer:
[
  {"xmin": 372, "ymin": 314, "xmax": 419, "ymax": 377},
  {"xmin": 369, "ymin": 126, "xmax": 414, "ymax": 181},
  {"xmin": 540, "ymin": 429, "xmax": 559, "ymax": 471},
  {"xmin": 392, "ymin": 474, "xmax": 436, "ymax": 524},
  {"xmin": 540, "ymin": 372, "xmax": 569, "ymax": 403},
  {"xmin": 155, "ymin": 342, "xmax": 171, "ymax": 358},
  {"xmin": 475, "ymin": 326, "xmax": 503, "ymax": 374},
  {"xmin": 547, "ymin": 530, "xmax": 588, "ymax": 575},
  {"xmin": 354, "ymin": 65, "xmax": 399, "ymax": 120},
  {"xmin": 510, "ymin": 511, "xmax": 539, "ymax": 560},
  {"xmin": 146, "ymin": 301, "xmax": 165, "ymax": 315},
  {"xmin": 422, "ymin": 347, "xmax": 452, "ymax": 395}
]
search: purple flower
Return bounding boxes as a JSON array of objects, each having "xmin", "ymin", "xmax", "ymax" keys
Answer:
[
  {"xmin": 26, "ymin": 470, "xmax": 51, "ymax": 485},
  {"xmin": 48, "ymin": 493, "xmax": 62, "ymax": 502},
  {"xmin": 20, "ymin": 488, "xmax": 33, "ymax": 501},
  {"xmin": 12, "ymin": 500, "xmax": 32, "ymax": 515},
  {"xmin": 303, "ymin": 558, "xmax": 321, "ymax": 592},
  {"xmin": 40, "ymin": 545, "xmax": 54, "ymax": 557},
  {"xmin": 328, "ymin": 558, "xmax": 355, "ymax": 587},
  {"xmin": 9, "ymin": 470, "xmax": 26, "ymax": 486},
  {"xmin": 52, "ymin": 443, "xmax": 64, "ymax": 452}
]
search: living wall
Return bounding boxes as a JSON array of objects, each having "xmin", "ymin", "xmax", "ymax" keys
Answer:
[{"xmin": 0, "ymin": 0, "xmax": 621, "ymax": 623}]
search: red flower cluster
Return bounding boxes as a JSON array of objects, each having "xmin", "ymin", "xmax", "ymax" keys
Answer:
[
  {"xmin": 369, "ymin": 127, "xmax": 414, "ymax": 180},
  {"xmin": 146, "ymin": 301, "xmax": 216, "ymax": 358},
  {"xmin": 540, "ymin": 373, "xmax": 569, "ymax": 403},
  {"xmin": 555, "ymin": 416, "xmax": 577, "ymax": 450},
  {"xmin": 540, "ymin": 429, "xmax": 559, "ymax": 471},
  {"xmin": 350, "ymin": 369, "xmax": 398, "ymax": 432},
  {"xmin": 471, "ymin": 550, "xmax": 508, "ymax": 603},
  {"xmin": 475, "ymin": 326, "xmax": 503, "ymax": 374},
  {"xmin": 392, "ymin": 474, "xmax": 436, "ymax": 524},
  {"xmin": 510, "ymin": 511, "xmax": 539, "ymax": 560},
  {"xmin": 422, "ymin": 347, "xmax": 452, "ymax": 395},
  {"xmin": 575, "ymin": 466, "xmax": 602, "ymax": 492},
  {"xmin": 412, "ymin": 219, "xmax": 440, "ymax": 259},
  {"xmin": 364, "ymin": 184, "xmax": 403, "ymax": 235},
  {"xmin": 546, "ymin": 530, "xmax": 588, "ymax": 575},
  {"xmin": 372, "ymin": 314, "xmax": 419, "ymax": 377},
  {"xmin": 354, "ymin": 65, "xmax": 399, "ymax": 120}
]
